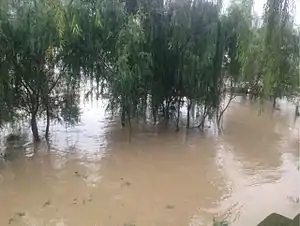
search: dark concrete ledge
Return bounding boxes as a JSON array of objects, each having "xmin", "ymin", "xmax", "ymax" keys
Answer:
[{"xmin": 257, "ymin": 213, "xmax": 299, "ymax": 226}]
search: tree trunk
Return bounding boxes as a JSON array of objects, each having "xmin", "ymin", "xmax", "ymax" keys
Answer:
[
  {"xmin": 121, "ymin": 107, "xmax": 126, "ymax": 127},
  {"xmin": 142, "ymin": 95, "xmax": 147, "ymax": 122},
  {"xmin": 126, "ymin": 108, "xmax": 132, "ymax": 142},
  {"xmin": 31, "ymin": 112, "xmax": 40, "ymax": 142},
  {"xmin": 296, "ymin": 105, "xmax": 299, "ymax": 117},
  {"xmin": 187, "ymin": 99, "xmax": 191, "ymax": 128},
  {"xmin": 132, "ymin": 101, "xmax": 137, "ymax": 118},
  {"xmin": 190, "ymin": 101, "xmax": 195, "ymax": 124},
  {"xmin": 273, "ymin": 97, "xmax": 276, "ymax": 108},
  {"xmin": 217, "ymin": 112, "xmax": 222, "ymax": 131},
  {"xmin": 198, "ymin": 104, "xmax": 207, "ymax": 129},
  {"xmin": 166, "ymin": 98, "xmax": 170, "ymax": 120},
  {"xmin": 176, "ymin": 97, "xmax": 181, "ymax": 131},
  {"xmin": 161, "ymin": 102, "xmax": 166, "ymax": 119},
  {"xmin": 294, "ymin": 104, "xmax": 300, "ymax": 125},
  {"xmin": 152, "ymin": 104, "xmax": 157, "ymax": 125},
  {"xmin": 45, "ymin": 106, "xmax": 50, "ymax": 141},
  {"xmin": 217, "ymin": 93, "xmax": 236, "ymax": 131}
]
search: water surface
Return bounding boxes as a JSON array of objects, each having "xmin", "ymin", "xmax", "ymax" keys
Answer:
[{"xmin": 0, "ymin": 97, "xmax": 299, "ymax": 226}]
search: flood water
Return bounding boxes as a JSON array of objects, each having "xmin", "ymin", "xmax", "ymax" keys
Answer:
[{"xmin": 0, "ymin": 97, "xmax": 299, "ymax": 226}]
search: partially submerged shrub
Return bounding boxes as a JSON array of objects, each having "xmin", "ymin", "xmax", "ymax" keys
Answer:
[{"xmin": 213, "ymin": 218, "xmax": 229, "ymax": 226}]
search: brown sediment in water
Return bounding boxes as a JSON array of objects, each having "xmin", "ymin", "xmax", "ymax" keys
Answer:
[{"xmin": 0, "ymin": 98, "xmax": 299, "ymax": 226}]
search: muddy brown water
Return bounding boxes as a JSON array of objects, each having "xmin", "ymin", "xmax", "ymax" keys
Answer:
[{"xmin": 0, "ymin": 97, "xmax": 299, "ymax": 226}]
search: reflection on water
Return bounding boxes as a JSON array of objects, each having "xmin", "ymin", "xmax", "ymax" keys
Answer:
[{"xmin": 0, "ymin": 97, "xmax": 299, "ymax": 226}]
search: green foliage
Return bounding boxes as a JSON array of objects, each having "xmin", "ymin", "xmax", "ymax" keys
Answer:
[
  {"xmin": 261, "ymin": 0, "xmax": 299, "ymax": 98},
  {"xmin": 0, "ymin": 0, "xmax": 80, "ymax": 140},
  {"xmin": 213, "ymin": 219, "xmax": 229, "ymax": 226},
  {"xmin": 0, "ymin": 0, "xmax": 299, "ymax": 140}
]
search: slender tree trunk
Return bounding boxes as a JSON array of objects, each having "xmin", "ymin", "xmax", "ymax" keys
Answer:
[
  {"xmin": 273, "ymin": 97, "xmax": 276, "ymax": 108},
  {"xmin": 176, "ymin": 97, "xmax": 181, "ymax": 131},
  {"xmin": 187, "ymin": 99, "xmax": 191, "ymax": 128},
  {"xmin": 217, "ymin": 112, "xmax": 222, "ymax": 131},
  {"xmin": 31, "ymin": 112, "xmax": 40, "ymax": 142},
  {"xmin": 166, "ymin": 98, "xmax": 170, "ymax": 120},
  {"xmin": 126, "ymin": 108, "xmax": 132, "ymax": 142},
  {"xmin": 121, "ymin": 107, "xmax": 126, "ymax": 127},
  {"xmin": 121, "ymin": 96, "xmax": 126, "ymax": 127},
  {"xmin": 295, "ymin": 104, "xmax": 299, "ymax": 124},
  {"xmin": 191, "ymin": 101, "xmax": 195, "ymax": 124},
  {"xmin": 132, "ymin": 100, "xmax": 137, "ymax": 118},
  {"xmin": 161, "ymin": 102, "xmax": 166, "ymax": 119},
  {"xmin": 142, "ymin": 95, "xmax": 147, "ymax": 122},
  {"xmin": 45, "ymin": 106, "xmax": 50, "ymax": 141},
  {"xmin": 152, "ymin": 103, "xmax": 157, "ymax": 125},
  {"xmin": 217, "ymin": 94, "xmax": 235, "ymax": 131},
  {"xmin": 198, "ymin": 104, "xmax": 207, "ymax": 129},
  {"xmin": 201, "ymin": 116, "xmax": 206, "ymax": 130},
  {"xmin": 296, "ymin": 105, "xmax": 299, "ymax": 117},
  {"xmin": 153, "ymin": 108, "xmax": 157, "ymax": 124}
]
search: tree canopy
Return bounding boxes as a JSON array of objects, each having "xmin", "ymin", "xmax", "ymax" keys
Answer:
[{"xmin": 0, "ymin": 0, "xmax": 299, "ymax": 141}]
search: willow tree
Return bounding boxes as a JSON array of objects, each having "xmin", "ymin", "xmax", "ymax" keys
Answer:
[
  {"xmin": 62, "ymin": 0, "xmax": 125, "ymax": 86},
  {"xmin": 177, "ymin": 0, "xmax": 223, "ymax": 128},
  {"xmin": 138, "ymin": 0, "xmax": 226, "ymax": 129},
  {"xmin": 217, "ymin": 0, "xmax": 256, "ymax": 126},
  {"xmin": 262, "ymin": 0, "xmax": 299, "ymax": 105},
  {"xmin": 106, "ymin": 11, "xmax": 152, "ymax": 128},
  {"xmin": 0, "ymin": 0, "xmax": 80, "ymax": 141},
  {"xmin": 61, "ymin": 0, "xmax": 133, "ymax": 129},
  {"xmin": 223, "ymin": 1, "xmax": 253, "ymax": 85},
  {"xmin": 3, "ymin": 0, "xmax": 298, "ymax": 139},
  {"xmin": 228, "ymin": 0, "xmax": 299, "ymax": 107},
  {"xmin": 0, "ymin": 0, "xmax": 20, "ymax": 127},
  {"xmin": 137, "ymin": 0, "xmax": 174, "ymax": 123}
]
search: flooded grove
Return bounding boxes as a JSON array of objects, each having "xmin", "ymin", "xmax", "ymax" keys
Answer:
[{"xmin": 0, "ymin": 96, "xmax": 299, "ymax": 226}]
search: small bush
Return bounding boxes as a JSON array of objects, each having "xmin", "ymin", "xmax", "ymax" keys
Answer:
[{"xmin": 213, "ymin": 218, "xmax": 229, "ymax": 226}]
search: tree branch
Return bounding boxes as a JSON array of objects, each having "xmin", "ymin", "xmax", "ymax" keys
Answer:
[
  {"xmin": 20, "ymin": 79, "xmax": 33, "ymax": 96},
  {"xmin": 48, "ymin": 65, "xmax": 66, "ymax": 94},
  {"xmin": 219, "ymin": 93, "xmax": 236, "ymax": 121}
]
